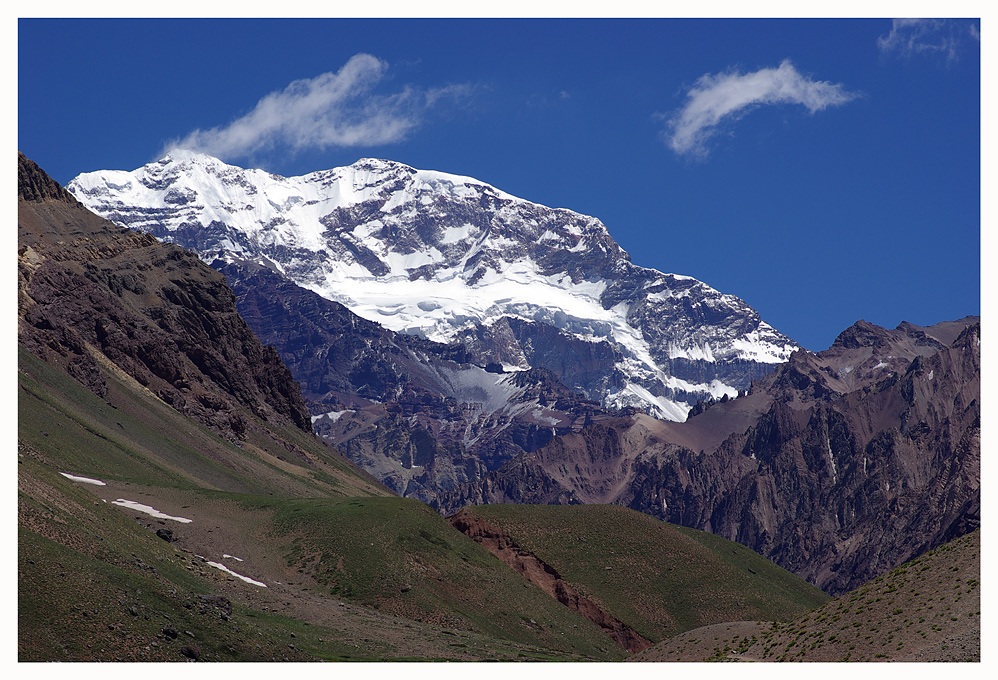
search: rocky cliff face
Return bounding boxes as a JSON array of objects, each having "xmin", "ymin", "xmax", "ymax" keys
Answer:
[
  {"xmin": 436, "ymin": 318, "xmax": 980, "ymax": 595},
  {"xmin": 18, "ymin": 152, "xmax": 312, "ymax": 441},
  {"xmin": 214, "ymin": 259, "xmax": 615, "ymax": 499},
  {"xmin": 68, "ymin": 151, "xmax": 797, "ymax": 420}
]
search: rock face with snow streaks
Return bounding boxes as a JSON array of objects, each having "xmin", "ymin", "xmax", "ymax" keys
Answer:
[
  {"xmin": 68, "ymin": 151, "xmax": 797, "ymax": 421},
  {"xmin": 210, "ymin": 259, "xmax": 613, "ymax": 500}
]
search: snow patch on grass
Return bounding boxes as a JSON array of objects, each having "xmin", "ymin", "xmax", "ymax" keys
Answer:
[
  {"xmin": 60, "ymin": 472, "xmax": 106, "ymax": 486},
  {"xmin": 111, "ymin": 499, "xmax": 192, "ymax": 523},
  {"xmin": 206, "ymin": 561, "xmax": 267, "ymax": 587}
]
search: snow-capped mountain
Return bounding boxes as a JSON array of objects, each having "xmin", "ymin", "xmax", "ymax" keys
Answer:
[{"xmin": 68, "ymin": 150, "xmax": 797, "ymax": 420}]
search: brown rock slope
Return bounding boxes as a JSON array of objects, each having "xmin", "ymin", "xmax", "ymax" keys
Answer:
[
  {"xmin": 437, "ymin": 318, "xmax": 980, "ymax": 595},
  {"xmin": 629, "ymin": 528, "xmax": 980, "ymax": 662},
  {"xmin": 450, "ymin": 508, "xmax": 654, "ymax": 653},
  {"xmin": 19, "ymin": 151, "xmax": 311, "ymax": 442}
]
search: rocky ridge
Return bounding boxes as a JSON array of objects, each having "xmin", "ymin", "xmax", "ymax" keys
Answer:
[
  {"xmin": 436, "ymin": 317, "xmax": 981, "ymax": 595},
  {"xmin": 449, "ymin": 509, "xmax": 654, "ymax": 653}
]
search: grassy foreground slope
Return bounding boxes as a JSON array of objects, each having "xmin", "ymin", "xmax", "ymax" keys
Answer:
[
  {"xmin": 254, "ymin": 495, "xmax": 625, "ymax": 659},
  {"xmin": 452, "ymin": 504, "xmax": 830, "ymax": 645},
  {"xmin": 630, "ymin": 529, "xmax": 981, "ymax": 662},
  {"xmin": 19, "ymin": 344, "xmax": 378, "ymax": 661},
  {"xmin": 18, "ymin": 346, "xmax": 387, "ymax": 500},
  {"xmin": 18, "ymin": 346, "xmax": 624, "ymax": 660}
]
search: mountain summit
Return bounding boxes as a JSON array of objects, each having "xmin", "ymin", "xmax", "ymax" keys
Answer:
[{"xmin": 69, "ymin": 151, "xmax": 797, "ymax": 420}]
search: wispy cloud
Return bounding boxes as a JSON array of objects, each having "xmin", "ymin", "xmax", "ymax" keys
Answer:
[
  {"xmin": 877, "ymin": 19, "xmax": 980, "ymax": 62},
  {"xmin": 664, "ymin": 59, "xmax": 858, "ymax": 158},
  {"xmin": 163, "ymin": 53, "xmax": 470, "ymax": 161}
]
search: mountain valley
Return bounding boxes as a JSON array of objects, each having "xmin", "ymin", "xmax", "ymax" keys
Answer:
[{"xmin": 19, "ymin": 151, "xmax": 980, "ymax": 662}]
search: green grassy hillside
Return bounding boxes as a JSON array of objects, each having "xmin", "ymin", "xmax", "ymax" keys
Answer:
[
  {"xmin": 18, "ymin": 462, "xmax": 599, "ymax": 661},
  {"xmin": 252, "ymin": 495, "xmax": 625, "ymax": 659},
  {"xmin": 18, "ymin": 344, "xmax": 621, "ymax": 660},
  {"xmin": 18, "ymin": 346, "xmax": 387, "ymax": 499},
  {"xmin": 630, "ymin": 529, "xmax": 981, "ymax": 662},
  {"xmin": 454, "ymin": 504, "xmax": 830, "ymax": 644}
]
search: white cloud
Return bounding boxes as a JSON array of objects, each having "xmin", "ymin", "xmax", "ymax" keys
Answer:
[
  {"xmin": 164, "ymin": 53, "xmax": 467, "ymax": 161},
  {"xmin": 877, "ymin": 19, "xmax": 979, "ymax": 61},
  {"xmin": 664, "ymin": 59, "xmax": 858, "ymax": 157}
]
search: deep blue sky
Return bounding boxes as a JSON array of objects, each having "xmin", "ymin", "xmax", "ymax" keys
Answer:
[{"xmin": 18, "ymin": 17, "xmax": 981, "ymax": 351}]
